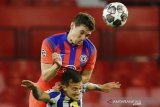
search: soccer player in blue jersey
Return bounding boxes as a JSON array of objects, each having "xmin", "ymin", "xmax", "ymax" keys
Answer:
[
  {"xmin": 29, "ymin": 12, "xmax": 97, "ymax": 107},
  {"xmin": 22, "ymin": 68, "xmax": 121, "ymax": 107}
]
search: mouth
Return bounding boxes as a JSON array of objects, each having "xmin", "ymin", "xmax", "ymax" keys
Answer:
[
  {"xmin": 74, "ymin": 95, "xmax": 81, "ymax": 100},
  {"xmin": 77, "ymin": 41, "xmax": 83, "ymax": 45}
]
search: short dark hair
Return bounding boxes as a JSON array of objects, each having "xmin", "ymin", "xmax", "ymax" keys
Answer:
[
  {"xmin": 61, "ymin": 68, "xmax": 82, "ymax": 86},
  {"xmin": 73, "ymin": 12, "xmax": 95, "ymax": 31}
]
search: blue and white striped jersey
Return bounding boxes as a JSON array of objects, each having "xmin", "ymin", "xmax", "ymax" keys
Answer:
[{"xmin": 46, "ymin": 85, "xmax": 86, "ymax": 107}]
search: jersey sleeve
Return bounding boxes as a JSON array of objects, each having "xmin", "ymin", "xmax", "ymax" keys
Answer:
[
  {"xmin": 84, "ymin": 47, "xmax": 97, "ymax": 71},
  {"xmin": 41, "ymin": 38, "xmax": 55, "ymax": 64}
]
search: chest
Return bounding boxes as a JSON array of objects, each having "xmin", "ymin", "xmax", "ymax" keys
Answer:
[
  {"xmin": 58, "ymin": 44, "xmax": 89, "ymax": 70},
  {"xmin": 48, "ymin": 97, "xmax": 82, "ymax": 107}
]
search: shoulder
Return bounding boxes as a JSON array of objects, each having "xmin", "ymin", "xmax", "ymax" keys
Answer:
[
  {"xmin": 46, "ymin": 89, "xmax": 61, "ymax": 98},
  {"xmin": 42, "ymin": 32, "xmax": 67, "ymax": 47},
  {"xmin": 84, "ymin": 39, "xmax": 97, "ymax": 54},
  {"xmin": 84, "ymin": 39, "xmax": 96, "ymax": 50},
  {"xmin": 44, "ymin": 32, "xmax": 67, "ymax": 42}
]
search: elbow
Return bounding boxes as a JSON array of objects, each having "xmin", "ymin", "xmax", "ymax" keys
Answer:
[{"xmin": 82, "ymin": 77, "xmax": 90, "ymax": 83}]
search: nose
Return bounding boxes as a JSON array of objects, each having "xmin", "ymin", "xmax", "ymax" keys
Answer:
[{"xmin": 76, "ymin": 89, "xmax": 81, "ymax": 95}]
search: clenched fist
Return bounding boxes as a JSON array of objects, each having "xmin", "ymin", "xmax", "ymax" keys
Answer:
[{"xmin": 52, "ymin": 52, "xmax": 62, "ymax": 67}]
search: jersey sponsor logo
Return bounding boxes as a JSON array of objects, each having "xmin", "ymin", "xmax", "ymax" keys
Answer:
[
  {"xmin": 41, "ymin": 49, "xmax": 46, "ymax": 57},
  {"xmin": 70, "ymin": 101, "xmax": 80, "ymax": 107},
  {"xmin": 80, "ymin": 55, "xmax": 88, "ymax": 64}
]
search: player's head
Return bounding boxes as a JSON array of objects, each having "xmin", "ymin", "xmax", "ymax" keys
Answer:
[
  {"xmin": 73, "ymin": 12, "xmax": 95, "ymax": 31},
  {"xmin": 61, "ymin": 68, "xmax": 82, "ymax": 101},
  {"xmin": 68, "ymin": 12, "xmax": 95, "ymax": 45}
]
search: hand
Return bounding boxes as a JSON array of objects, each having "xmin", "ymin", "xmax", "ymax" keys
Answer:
[
  {"xmin": 21, "ymin": 80, "xmax": 37, "ymax": 90},
  {"xmin": 52, "ymin": 52, "xmax": 62, "ymax": 67},
  {"xmin": 100, "ymin": 82, "xmax": 121, "ymax": 93}
]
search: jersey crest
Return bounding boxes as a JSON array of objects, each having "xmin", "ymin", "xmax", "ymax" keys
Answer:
[{"xmin": 80, "ymin": 55, "xmax": 88, "ymax": 64}]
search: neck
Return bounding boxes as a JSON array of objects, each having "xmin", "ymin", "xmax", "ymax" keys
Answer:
[{"xmin": 67, "ymin": 32, "xmax": 72, "ymax": 44}]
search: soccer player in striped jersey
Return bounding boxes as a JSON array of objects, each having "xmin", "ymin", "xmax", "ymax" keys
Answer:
[
  {"xmin": 22, "ymin": 68, "xmax": 121, "ymax": 107},
  {"xmin": 29, "ymin": 12, "xmax": 97, "ymax": 107}
]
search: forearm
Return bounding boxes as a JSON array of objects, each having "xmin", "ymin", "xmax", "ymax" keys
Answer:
[
  {"xmin": 86, "ymin": 82, "xmax": 121, "ymax": 93},
  {"xmin": 32, "ymin": 87, "xmax": 43, "ymax": 100},
  {"xmin": 32, "ymin": 86, "xmax": 49, "ymax": 102},
  {"xmin": 41, "ymin": 63, "xmax": 61, "ymax": 82},
  {"xmin": 85, "ymin": 83, "xmax": 101, "ymax": 91},
  {"xmin": 21, "ymin": 80, "xmax": 50, "ymax": 102}
]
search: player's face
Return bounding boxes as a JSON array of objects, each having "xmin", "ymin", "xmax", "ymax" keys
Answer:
[
  {"xmin": 64, "ymin": 81, "xmax": 83, "ymax": 101},
  {"xmin": 69, "ymin": 23, "xmax": 92, "ymax": 45}
]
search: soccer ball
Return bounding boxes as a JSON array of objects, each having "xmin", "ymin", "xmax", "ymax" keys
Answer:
[{"xmin": 102, "ymin": 2, "xmax": 128, "ymax": 28}]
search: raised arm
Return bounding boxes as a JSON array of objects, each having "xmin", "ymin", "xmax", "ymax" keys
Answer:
[
  {"xmin": 41, "ymin": 52, "xmax": 62, "ymax": 82},
  {"xmin": 81, "ymin": 70, "xmax": 93, "ymax": 83},
  {"xmin": 85, "ymin": 82, "xmax": 121, "ymax": 92},
  {"xmin": 82, "ymin": 47, "xmax": 97, "ymax": 83},
  {"xmin": 21, "ymin": 80, "xmax": 50, "ymax": 102},
  {"xmin": 41, "ymin": 38, "xmax": 62, "ymax": 82}
]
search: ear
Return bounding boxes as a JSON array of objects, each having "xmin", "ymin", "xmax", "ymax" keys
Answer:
[
  {"xmin": 70, "ymin": 22, "xmax": 75, "ymax": 30},
  {"xmin": 62, "ymin": 85, "xmax": 67, "ymax": 91}
]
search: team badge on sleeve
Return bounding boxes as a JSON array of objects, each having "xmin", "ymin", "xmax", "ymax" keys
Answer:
[{"xmin": 41, "ymin": 49, "xmax": 46, "ymax": 57}]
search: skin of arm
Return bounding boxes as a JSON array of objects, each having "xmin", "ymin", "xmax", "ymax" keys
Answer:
[
  {"xmin": 42, "ymin": 52, "xmax": 92, "ymax": 83},
  {"xmin": 41, "ymin": 53, "xmax": 62, "ymax": 82},
  {"xmin": 21, "ymin": 80, "xmax": 50, "ymax": 102},
  {"xmin": 41, "ymin": 63, "xmax": 60, "ymax": 82},
  {"xmin": 85, "ymin": 82, "xmax": 121, "ymax": 93},
  {"xmin": 81, "ymin": 69, "xmax": 92, "ymax": 83},
  {"xmin": 82, "ymin": 48, "xmax": 97, "ymax": 83}
]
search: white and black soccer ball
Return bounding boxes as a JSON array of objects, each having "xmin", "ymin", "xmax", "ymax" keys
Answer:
[{"xmin": 102, "ymin": 2, "xmax": 128, "ymax": 28}]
